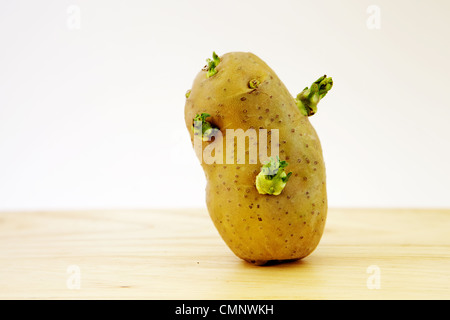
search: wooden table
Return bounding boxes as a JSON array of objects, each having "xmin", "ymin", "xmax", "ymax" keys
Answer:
[{"xmin": 0, "ymin": 208, "xmax": 449, "ymax": 299}]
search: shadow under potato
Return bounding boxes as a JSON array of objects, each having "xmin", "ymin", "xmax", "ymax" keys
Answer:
[{"xmin": 246, "ymin": 258, "xmax": 301, "ymax": 266}]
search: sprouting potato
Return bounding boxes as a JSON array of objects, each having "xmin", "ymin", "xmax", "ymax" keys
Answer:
[{"xmin": 185, "ymin": 52, "xmax": 333, "ymax": 265}]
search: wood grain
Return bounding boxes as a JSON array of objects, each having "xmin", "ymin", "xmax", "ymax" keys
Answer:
[{"xmin": 0, "ymin": 208, "xmax": 449, "ymax": 299}]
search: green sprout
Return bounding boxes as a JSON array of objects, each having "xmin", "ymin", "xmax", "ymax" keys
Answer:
[
  {"xmin": 206, "ymin": 52, "xmax": 220, "ymax": 78},
  {"xmin": 295, "ymin": 75, "xmax": 333, "ymax": 116},
  {"xmin": 192, "ymin": 113, "xmax": 218, "ymax": 141},
  {"xmin": 255, "ymin": 157, "xmax": 292, "ymax": 195},
  {"xmin": 248, "ymin": 79, "xmax": 260, "ymax": 89}
]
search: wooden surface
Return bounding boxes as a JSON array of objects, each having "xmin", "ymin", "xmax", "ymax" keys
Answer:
[{"xmin": 0, "ymin": 208, "xmax": 449, "ymax": 300}]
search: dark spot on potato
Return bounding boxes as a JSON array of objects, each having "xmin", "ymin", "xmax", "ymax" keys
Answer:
[
  {"xmin": 291, "ymin": 129, "xmax": 295, "ymax": 133},
  {"xmin": 265, "ymin": 109, "xmax": 269, "ymax": 113},
  {"xmin": 241, "ymin": 97, "xmax": 246, "ymax": 101},
  {"xmin": 258, "ymin": 217, "xmax": 262, "ymax": 221}
]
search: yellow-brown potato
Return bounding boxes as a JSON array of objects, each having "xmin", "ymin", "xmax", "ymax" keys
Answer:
[{"xmin": 185, "ymin": 52, "xmax": 330, "ymax": 265}]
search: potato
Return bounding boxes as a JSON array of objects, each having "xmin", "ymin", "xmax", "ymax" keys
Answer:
[{"xmin": 185, "ymin": 52, "xmax": 332, "ymax": 265}]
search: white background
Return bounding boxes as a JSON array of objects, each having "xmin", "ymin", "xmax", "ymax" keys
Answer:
[{"xmin": 0, "ymin": 0, "xmax": 449, "ymax": 211}]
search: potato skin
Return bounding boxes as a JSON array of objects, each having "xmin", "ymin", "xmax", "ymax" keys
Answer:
[{"xmin": 185, "ymin": 52, "xmax": 327, "ymax": 264}]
